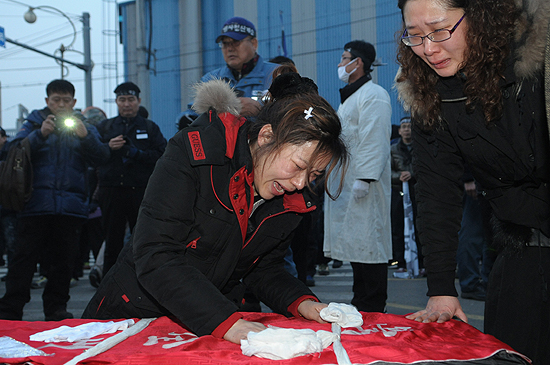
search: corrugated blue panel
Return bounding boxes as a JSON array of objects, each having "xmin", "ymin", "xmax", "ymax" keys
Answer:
[
  {"xmin": 376, "ymin": 0, "xmax": 405, "ymax": 125},
  {"xmin": 201, "ymin": 0, "xmax": 234, "ymax": 75},
  {"xmin": 119, "ymin": 2, "xmax": 133, "ymax": 82},
  {"xmin": 256, "ymin": 1, "xmax": 292, "ymax": 61},
  {"xmin": 315, "ymin": 0, "xmax": 351, "ymax": 109},
  {"xmin": 148, "ymin": 0, "xmax": 181, "ymax": 138}
]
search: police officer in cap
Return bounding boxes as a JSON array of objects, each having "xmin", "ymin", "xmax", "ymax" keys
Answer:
[{"xmin": 96, "ymin": 82, "xmax": 167, "ymax": 278}]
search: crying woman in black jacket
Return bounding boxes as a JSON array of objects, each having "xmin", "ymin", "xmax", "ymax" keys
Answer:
[{"xmin": 83, "ymin": 73, "xmax": 349, "ymax": 344}]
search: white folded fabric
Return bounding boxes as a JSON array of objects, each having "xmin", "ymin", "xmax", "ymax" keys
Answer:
[
  {"xmin": 241, "ymin": 327, "xmax": 337, "ymax": 360},
  {"xmin": 241, "ymin": 302, "xmax": 363, "ymax": 362},
  {"xmin": 0, "ymin": 336, "xmax": 48, "ymax": 358},
  {"xmin": 29, "ymin": 319, "xmax": 135, "ymax": 343},
  {"xmin": 320, "ymin": 302, "xmax": 363, "ymax": 328}
]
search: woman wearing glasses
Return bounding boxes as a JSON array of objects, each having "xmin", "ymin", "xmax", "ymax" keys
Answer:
[{"xmin": 395, "ymin": 0, "xmax": 549, "ymax": 362}]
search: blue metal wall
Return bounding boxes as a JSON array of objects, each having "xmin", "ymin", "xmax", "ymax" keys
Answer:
[
  {"xmin": 119, "ymin": 3, "xmax": 131, "ymax": 87},
  {"xmin": 257, "ymin": 1, "xmax": 293, "ymax": 61},
  {"xmin": 315, "ymin": 0, "xmax": 352, "ymax": 108},
  {"xmin": 148, "ymin": 0, "xmax": 181, "ymax": 138},
  {"xmin": 376, "ymin": 0, "xmax": 407, "ymax": 124},
  {"xmin": 118, "ymin": 0, "xmax": 182, "ymax": 138},
  {"xmin": 119, "ymin": 0, "xmax": 406, "ymax": 139},
  {"xmin": 201, "ymin": 0, "xmax": 233, "ymax": 74}
]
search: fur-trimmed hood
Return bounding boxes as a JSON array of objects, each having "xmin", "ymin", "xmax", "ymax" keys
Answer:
[
  {"xmin": 191, "ymin": 78, "xmax": 242, "ymax": 116},
  {"xmin": 396, "ymin": 0, "xmax": 550, "ymax": 112}
]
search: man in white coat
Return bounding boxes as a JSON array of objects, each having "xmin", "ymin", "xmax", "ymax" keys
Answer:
[{"xmin": 324, "ymin": 40, "xmax": 392, "ymax": 312}]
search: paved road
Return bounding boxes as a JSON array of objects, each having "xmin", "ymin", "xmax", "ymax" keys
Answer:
[{"xmin": 0, "ymin": 261, "xmax": 485, "ymax": 332}]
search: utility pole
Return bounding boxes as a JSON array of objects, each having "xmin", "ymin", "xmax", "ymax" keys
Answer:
[{"xmin": 83, "ymin": 12, "xmax": 93, "ymax": 107}]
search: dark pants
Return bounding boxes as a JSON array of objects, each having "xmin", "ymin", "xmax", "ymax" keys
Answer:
[
  {"xmin": 74, "ymin": 216, "xmax": 104, "ymax": 278},
  {"xmin": 457, "ymin": 194, "xmax": 495, "ymax": 293},
  {"xmin": 0, "ymin": 209, "xmax": 17, "ymax": 265},
  {"xmin": 0, "ymin": 215, "xmax": 84, "ymax": 319},
  {"xmin": 485, "ymin": 246, "xmax": 550, "ymax": 364},
  {"xmin": 391, "ymin": 185, "xmax": 423, "ymax": 269},
  {"xmin": 391, "ymin": 188, "xmax": 406, "ymax": 268},
  {"xmin": 99, "ymin": 186, "xmax": 145, "ymax": 276},
  {"xmin": 350, "ymin": 262, "xmax": 388, "ymax": 312}
]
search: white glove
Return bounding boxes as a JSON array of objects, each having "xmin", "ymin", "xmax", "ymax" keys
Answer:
[{"xmin": 352, "ymin": 180, "xmax": 370, "ymax": 200}]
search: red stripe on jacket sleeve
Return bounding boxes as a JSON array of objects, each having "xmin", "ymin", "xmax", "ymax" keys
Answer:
[
  {"xmin": 287, "ymin": 295, "xmax": 319, "ymax": 318},
  {"xmin": 211, "ymin": 312, "xmax": 244, "ymax": 339}
]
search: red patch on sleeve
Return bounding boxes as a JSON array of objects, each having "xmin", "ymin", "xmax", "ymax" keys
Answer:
[
  {"xmin": 122, "ymin": 294, "xmax": 130, "ymax": 303},
  {"xmin": 188, "ymin": 131, "xmax": 206, "ymax": 160}
]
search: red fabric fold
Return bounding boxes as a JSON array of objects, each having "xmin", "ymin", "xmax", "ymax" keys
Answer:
[{"xmin": 0, "ymin": 312, "xmax": 530, "ymax": 365}]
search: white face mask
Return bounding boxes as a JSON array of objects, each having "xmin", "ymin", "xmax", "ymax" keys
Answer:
[{"xmin": 338, "ymin": 58, "xmax": 358, "ymax": 83}]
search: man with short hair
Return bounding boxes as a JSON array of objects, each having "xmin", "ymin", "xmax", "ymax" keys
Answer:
[
  {"xmin": 202, "ymin": 16, "xmax": 278, "ymax": 116},
  {"xmin": 96, "ymin": 82, "xmax": 166, "ymax": 277},
  {"xmin": 324, "ymin": 40, "xmax": 392, "ymax": 312},
  {"xmin": 0, "ymin": 79, "xmax": 109, "ymax": 321}
]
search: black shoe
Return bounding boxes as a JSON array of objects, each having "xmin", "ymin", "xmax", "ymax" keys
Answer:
[
  {"xmin": 45, "ymin": 310, "xmax": 74, "ymax": 321},
  {"xmin": 332, "ymin": 260, "xmax": 343, "ymax": 269},
  {"xmin": 317, "ymin": 263, "xmax": 329, "ymax": 276},
  {"xmin": 1, "ymin": 275, "xmax": 6, "ymax": 282},
  {"xmin": 89, "ymin": 267, "xmax": 102, "ymax": 288},
  {"xmin": 306, "ymin": 275, "xmax": 315, "ymax": 287},
  {"xmin": 31, "ymin": 276, "xmax": 48, "ymax": 289}
]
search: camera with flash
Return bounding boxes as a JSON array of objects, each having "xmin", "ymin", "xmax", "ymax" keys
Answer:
[{"xmin": 54, "ymin": 115, "xmax": 77, "ymax": 131}]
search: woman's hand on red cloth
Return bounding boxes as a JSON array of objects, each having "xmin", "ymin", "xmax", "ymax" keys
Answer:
[
  {"xmin": 223, "ymin": 319, "xmax": 266, "ymax": 344},
  {"xmin": 297, "ymin": 300, "xmax": 328, "ymax": 323}
]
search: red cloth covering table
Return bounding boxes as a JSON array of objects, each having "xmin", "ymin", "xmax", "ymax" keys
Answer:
[{"xmin": 0, "ymin": 312, "xmax": 530, "ymax": 364}]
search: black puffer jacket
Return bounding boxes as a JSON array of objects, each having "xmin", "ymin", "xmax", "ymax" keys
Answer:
[
  {"xmin": 96, "ymin": 115, "xmax": 167, "ymax": 187},
  {"xmin": 84, "ymin": 104, "xmax": 318, "ymax": 336},
  {"xmin": 396, "ymin": 1, "xmax": 550, "ymax": 297}
]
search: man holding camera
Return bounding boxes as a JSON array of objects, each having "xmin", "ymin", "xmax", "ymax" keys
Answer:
[
  {"xmin": 96, "ymin": 82, "xmax": 166, "ymax": 278},
  {"xmin": 0, "ymin": 79, "xmax": 109, "ymax": 321}
]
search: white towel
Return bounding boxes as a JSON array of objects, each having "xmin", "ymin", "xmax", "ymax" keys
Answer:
[
  {"xmin": 320, "ymin": 303, "xmax": 363, "ymax": 365},
  {"xmin": 241, "ymin": 302, "xmax": 363, "ymax": 362},
  {"xmin": 320, "ymin": 302, "xmax": 363, "ymax": 328},
  {"xmin": 241, "ymin": 327, "xmax": 337, "ymax": 360},
  {"xmin": 29, "ymin": 319, "xmax": 135, "ymax": 343}
]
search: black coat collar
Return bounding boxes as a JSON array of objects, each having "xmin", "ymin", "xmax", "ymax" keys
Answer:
[{"xmin": 339, "ymin": 74, "xmax": 372, "ymax": 103}]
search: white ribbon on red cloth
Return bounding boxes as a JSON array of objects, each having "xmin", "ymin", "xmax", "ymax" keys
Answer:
[{"xmin": 241, "ymin": 303, "xmax": 362, "ymax": 363}]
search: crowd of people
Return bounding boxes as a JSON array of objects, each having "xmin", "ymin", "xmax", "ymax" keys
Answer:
[
  {"xmin": 0, "ymin": 1, "xmax": 549, "ymax": 362},
  {"xmin": 0, "ymin": 79, "xmax": 167, "ymax": 321}
]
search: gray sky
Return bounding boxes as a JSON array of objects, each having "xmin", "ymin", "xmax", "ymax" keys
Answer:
[{"xmin": 0, "ymin": 0, "xmax": 124, "ymax": 132}]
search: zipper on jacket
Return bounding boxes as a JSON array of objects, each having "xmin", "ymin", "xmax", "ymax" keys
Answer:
[{"xmin": 186, "ymin": 237, "xmax": 200, "ymax": 249}]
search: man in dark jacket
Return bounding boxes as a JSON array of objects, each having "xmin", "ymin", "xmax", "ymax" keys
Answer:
[
  {"xmin": 390, "ymin": 117, "xmax": 423, "ymax": 274},
  {"xmin": 96, "ymin": 82, "xmax": 167, "ymax": 276},
  {"xmin": 0, "ymin": 79, "xmax": 109, "ymax": 321}
]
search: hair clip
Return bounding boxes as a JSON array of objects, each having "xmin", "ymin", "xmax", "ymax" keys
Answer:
[{"xmin": 304, "ymin": 107, "xmax": 314, "ymax": 120}]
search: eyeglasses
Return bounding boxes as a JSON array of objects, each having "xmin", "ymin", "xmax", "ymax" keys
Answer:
[
  {"xmin": 401, "ymin": 14, "xmax": 465, "ymax": 47},
  {"xmin": 218, "ymin": 37, "xmax": 249, "ymax": 49},
  {"xmin": 340, "ymin": 56, "xmax": 355, "ymax": 63}
]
